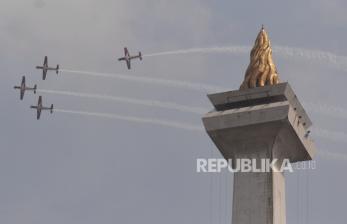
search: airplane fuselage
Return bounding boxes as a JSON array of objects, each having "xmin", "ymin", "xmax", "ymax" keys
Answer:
[
  {"xmin": 119, "ymin": 54, "xmax": 130, "ymax": 61},
  {"xmin": 41, "ymin": 65, "xmax": 56, "ymax": 71}
]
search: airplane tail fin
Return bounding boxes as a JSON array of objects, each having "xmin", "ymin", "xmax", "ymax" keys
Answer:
[
  {"xmin": 50, "ymin": 104, "xmax": 54, "ymax": 114},
  {"xmin": 34, "ymin": 85, "xmax": 37, "ymax": 94},
  {"xmin": 56, "ymin": 65, "xmax": 59, "ymax": 74},
  {"xmin": 139, "ymin": 52, "xmax": 142, "ymax": 60}
]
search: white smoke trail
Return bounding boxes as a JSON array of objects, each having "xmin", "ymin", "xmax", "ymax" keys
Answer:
[
  {"xmin": 59, "ymin": 69, "xmax": 347, "ymax": 144},
  {"xmin": 54, "ymin": 69, "xmax": 347, "ymax": 121},
  {"xmin": 55, "ymin": 108, "xmax": 347, "ymax": 160},
  {"xmin": 60, "ymin": 69, "xmax": 226, "ymax": 93},
  {"xmin": 38, "ymin": 89, "xmax": 347, "ymax": 122},
  {"xmin": 303, "ymin": 101, "xmax": 347, "ymax": 120},
  {"xmin": 55, "ymin": 69, "xmax": 347, "ymax": 121},
  {"xmin": 144, "ymin": 45, "xmax": 347, "ymax": 72},
  {"xmin": 56, "ymin": 104, "xmax": 347, "ymax": 145},
  {"xmin": 273, "ymin": 45, "xmax": 347, "ymax": 72},
  {"xmin": 60, "ymin": 69, "xmax": 347, "ymax": 120},
  {"xmin": 55, "ymin": 109, "xmax": 204, "ymax": 132},
  {"xmin": 144, "ymin": 46, "xmax": 250, "ymax": 57},
  {"xmin": 318, "ymin": 150, "xmax": 347, "ymax": 161},
  {"xmin": 37, "ymin": 89, "xmax": 206, "ymax": 114},
  {"xmin": 55, "ymin": 108, "xmax": 347, "ymax": 143},
  {"xmin": 312, "ymin": 128, "xmax": 347, "ymax": 144}
]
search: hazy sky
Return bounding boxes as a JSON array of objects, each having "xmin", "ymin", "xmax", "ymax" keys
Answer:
[{"xmin": 1, "ymin": 1, "xmax": 347, "ymax": 224}]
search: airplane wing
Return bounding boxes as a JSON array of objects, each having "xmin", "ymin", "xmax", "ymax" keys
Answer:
[
  {"xmin": 30, "ymin": 96, "xmax": 44, "ymax": 120},
  {"xmin": 37, "ymin": 110, "xmax": 41, "ymax": 120},
  {"xmin": 43, "ymin": 70, "xmax": 47, "ymax": 80},
  {"xmin": 30, "ymin": 105, "xmax": 40, "ymax": 119},
  {"xmin": 127, "ymin": 60, "xmax": 131, "ymax": 70},
  {"xmin": 124, "ymin": 48, "xmax": 129, "ymax": 57},
  {"xmin": 42, "ymin": 104, "xmax": 53, "ymax": 114},
  {"xmin": 20, "ymin": 89, "xmax": 24, "ymax": 100},
  {"xmin": 44, "ymin": 56, "xmax": 48, "ymax": 66},
  {"xmin": 129, "ymin": 55, "xmax": 139, "ymax": 60},
  {"xmin": 21, "ymin": 76, "xmax": 25, "ymax": 100}
]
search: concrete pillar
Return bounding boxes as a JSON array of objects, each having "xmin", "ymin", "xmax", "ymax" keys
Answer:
[{"xmin": 202, "ymin": 83, "xmax": 315, "ymax": 224}]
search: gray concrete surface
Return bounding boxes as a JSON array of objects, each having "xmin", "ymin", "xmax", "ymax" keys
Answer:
[{"xmin": 202, "ymin": 83, "xmax": 316, "ymax": 224}]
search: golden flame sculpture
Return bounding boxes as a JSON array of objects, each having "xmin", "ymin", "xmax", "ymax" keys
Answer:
[{"xmin": 240, "ymin": 26, "xmax": 280, "ymax": 90}]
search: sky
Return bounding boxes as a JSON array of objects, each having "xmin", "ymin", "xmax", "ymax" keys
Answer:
[{"xmin": 1, "ymin": 0, "xmax": 347, "ymax": 224}]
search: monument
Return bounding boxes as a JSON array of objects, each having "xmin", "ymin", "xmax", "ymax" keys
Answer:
[{"xmin": 202, "ymin": 27, "xmax": 316, "ymax": 224}]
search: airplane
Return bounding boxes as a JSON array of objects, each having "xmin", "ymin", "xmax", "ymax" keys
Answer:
[
  {"xmin": 13, "ymin": 76, "xmax": 37, "ymax": 100},
  {"xmin": 118, "ymin": 47, "xmax": 142, "ymax": 69},
  {"xmin": 30, "ymin": 96, "xmax": 53, "ymax": 120},
  {"xmin": 36, "ymin": 56, "xmax": 59, "ymax": 80}
]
